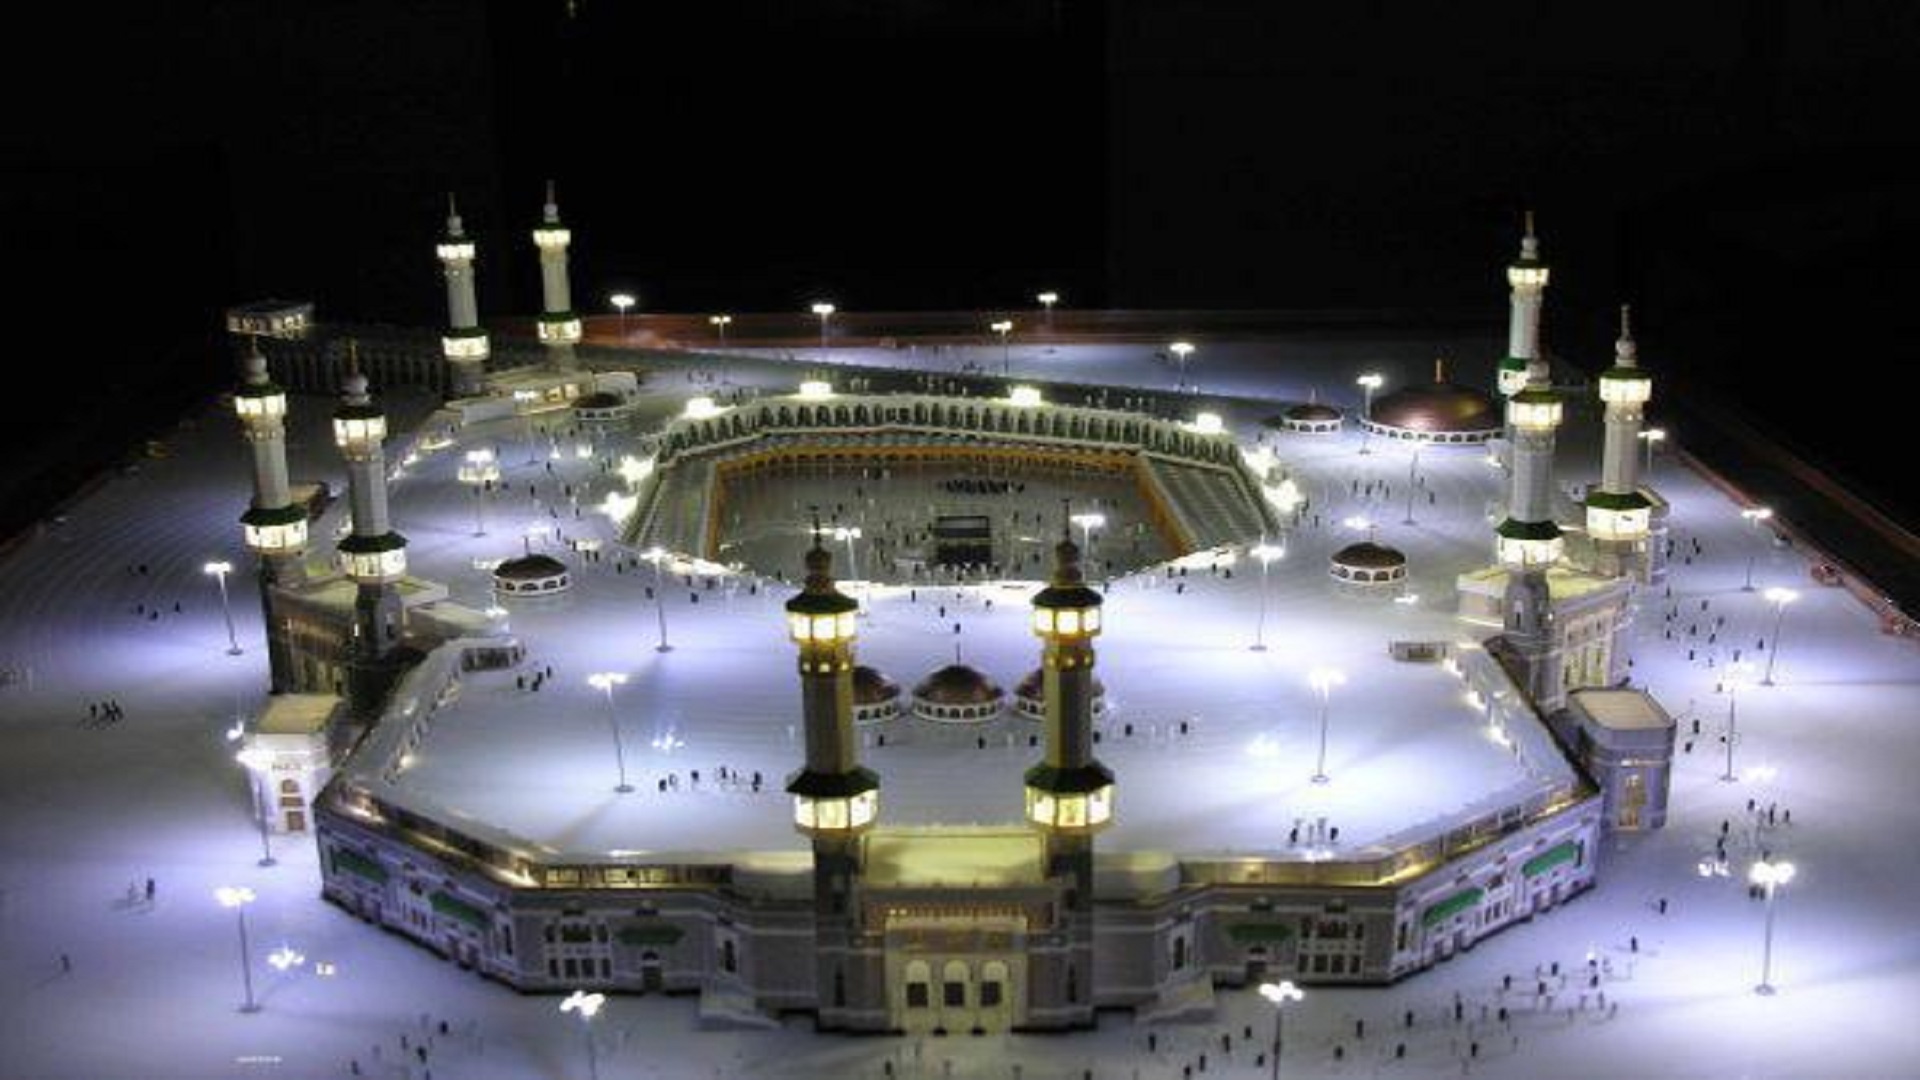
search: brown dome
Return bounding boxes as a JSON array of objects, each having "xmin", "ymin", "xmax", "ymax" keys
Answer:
[
  {"xmin": 852, "ymin": 665, "xmax": 900, "ymax": 705},
  {"xmin": 493, "ymin": 553, "xmax": 569, "ymax": 580},
  {"xmin": 913, "ymin": 664, "xmax": 1004, "ymax": 706},
  {"xmin": 1015, "ymin": 668, "xmax": 1107, "ymax": 700},
  {"xmin": 1284, "ymin": 402, "xmax": 1342, "ymax": 422},
  {"xmin": 1369, "ymin": 381, "xmax": 1500, "ymax": 435},
  {"xmin": 1332, "ymin": 541, "xmax": 1407, "ymax": 569}
]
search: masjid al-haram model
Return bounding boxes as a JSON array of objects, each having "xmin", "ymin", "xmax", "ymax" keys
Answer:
[{"xmin": 12, "ymin": 186, "xmax": 1916, "ymax": 1075}]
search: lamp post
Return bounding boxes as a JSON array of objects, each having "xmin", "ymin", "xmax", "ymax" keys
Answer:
[
  {"xmin": 559, "ymin": 989, "xmax": 607, "ymax": 1080},
  {"xmin": 1740, "ymin": 507, "xmax": 1774, "ymax": 591},
  {"xmin": 204, "ymin": 561, "xmax": 243, "ymax": 656},
  {"xmin": 1309, "ymin": 668, "xmax": 1344, "ymax": 785},
  {"xmin": 811, "ymin": 302, "xmax": 835, "ymax": 362},
  {"xmin": 709, "ymin": 314, "xmax": 732, "ymax": 349},
  {"xmin": 1749, "ymin": 859, "xmax": 1796, "ymax": 995},
  {"xmin": 990, "ymin": 319, "xmax": 1014, "ymax": 376},
  {"xmin": 1258, "ymin": 979, "xmax": 1304, "ymax": 1080},
  {"xmin": 1249, "ymin": 539, "xmax": 1284, "ymax": 651},
  {"xmin": 515, "ymin": 389, "xmax": 543, "ymax": 464},
  {"xmin": 609, "ymin": 293, "xmax": 635, "ymax": 338},
  {"xmin": 234, "ymin": 746, "xmax": 278, "ymax": 867},
  {"xmin": 1402, "ymin": 444, "xmax": 1422, "ymax": 525},
  {"xmin": 587, "ymin": 672, "xmax": 633, "ymax": 793},
  {"xmin": 1762, "ymin": 587, "xmax": 1799, "ymax": 686},
  {"xmin": 460, "ymin": 448, "xmax": 499, "ymax": 537},
  {"xmin": 830, "ymin": 525, "xmax": 866, "ymax": 612},
  {"xmin": 1036, "ymin": 291, "xmax": 1059, "ymax": 333},
  {"xmin": 1070, "ymin": 511, "xmax": 1106, "ymax": 560},
  {"xmin": 644, "ymin": 547, "xmax": 673, "ymax": 652},
  {"xmin": 1169, "ymin": 341, "xmax": 1196, "ymax": 393},
  {"xmin": 1640, "ymin": 427, "xmax": 1666, "ymax": 477},
  {"xmin": 1356, "ymin": 373, "xmax": 1384, "ymax": 454},
  {"xmin": 1720, "ymin": 663, "xmax": 1751, "ymax": 783},
  {"xmin": 215, "ymin": 886, "xmax": 261, "ymax": 1013}
]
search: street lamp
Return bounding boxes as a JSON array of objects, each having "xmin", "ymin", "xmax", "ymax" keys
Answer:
[
  {"xmin": 560, "ymin": 989, "xmax": 607, "ymax": 1080},
  {"xmin": 587, "ymin": 672, "xmax": 633, "ymax": 793},
  {"xmin": 644, "ymin": 546, "xmax": 673, "ymax": 652},
  {"xmin": 1069, "ymin": 512, "xmax": 1106, "ymax": 555},
  {"xmin": 234, "ymin": 746, "xmax": 278, "ymax": 867},
  {"xmin": 1258, "ymin": 979, "xmax": 1305, "ymax": 1080},
  {"xmin": 1249, "ymin": 539, "xmax": 1284, "ymax": 652},
  {"xmin": 1720, "ymin": 662, "xmax": 1752, "ymax": 783},
  {"xmin": 1640, "ymin": 428, "xmax": 1667, "ymax": 476},
  {"xmin": 609, "ymin": 293, "xmax": 635, "ymax": 338},
  {"xmin": 203, "ymin": 560, "xmax": 243, "ymax": 656},
  {"xmin": 1036, "ymin": 291, "xmax": 1059, "ymax": 332},
  {"xmin": 1749, "ymin": 859, "xmax": 1796, "ymax": 995},
  {"xmin": 709, "ymin": 313, "xmax": 732, "ymax": 349},
  {"xmin": 1402, "ymin": 443, "xmax": 1423, "ymax": 525},
  {"xmin": 1308, "ymin": 668, "xmax": 1344, "ymax": 785},
  {"xmin": 1356, "ymin": 373, "xmax": 1384, "ymax": 454},
  {"xmin": 215, "ymin": 886, "xmax": 261, "ymax": 1013},
  {"xmin": 830, "ymin": 525, "xmax": 866, "ymax": 612},
  {"xmin": 1169, "ymin": 341, "xmax": 1196, "ymax": 393},
  {"xmin": 460, "ymin": 448, "xmax": 499, "ymax": 537},
  {"xmin": 1741, "ymin": 507, "xmax": 1775, "ymax": 591},
  {"xmin": 1762, "ymin": 587, "xmax": 1799, "ymax": 686},
  {"xmin": 811, "ymin": 302, "xmax": 835, "ymax": 361},
  {"xmin": 990, "ymin": 319, "xmax": 1014, "ymax": 376}
]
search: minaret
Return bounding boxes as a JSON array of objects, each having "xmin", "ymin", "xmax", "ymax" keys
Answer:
[
  {"xmin": 1024, "ymin": 506, "xmax": 1113, "ymax": 1026},
  {"xmin": 1587, "ymin": 305, "xmax": 1656, "ymax": 580},
  {"xmin": 1499, "ymin": 211, "xmax": 1550, "ymax": 397},
  {"xmin": 332, "ymin": 353, "xmax": 409, "ymax": 716},
  {"xmin": 436, "ymin": 195, "xmax": 490, "ymax": 398},
  {"xmin": 783, "ymin": 525, "xmax": 879, "ymax": 1023},
  {"xmin": 1497, "ymin": 365, "xmax": 1568, "ymax": 711},
  {"xmin": 233, "ymin": 341, "xmax": 309, "ymax": 692},
  {"xmin": 532, "ymin": 181, "xmax": 582, "ymax": 373}
]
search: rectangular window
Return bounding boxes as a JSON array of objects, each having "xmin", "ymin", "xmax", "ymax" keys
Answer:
[
  {"xmin": 907, "ymin": 983, "xmax": 929, "ymax": 1009},
  {"xmin": 980, "ymin": 981, "xmax": 1003, "ymax": 1007},
  {"xmin": 944, "ymin": 982, "xmax": 967, "ymax": 1008}
]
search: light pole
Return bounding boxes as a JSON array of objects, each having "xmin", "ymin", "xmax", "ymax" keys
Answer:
[
  {"xmin": 460, "ymin": 448, "xmax": 499, "ymax": 537},
  {"xmin": 1309, "ymin": 668, "xmax": 1344, "ymax": 785},
  {"xmin": 215, "ymin": 886, "xmax": 261, "ymax": 1013},
  {"xmin": 515, "ymin": 389, "xmax": 542, "ymax": 464},
  {"xmin": 830, "ymin": 525, "xmax": 866, "ymax": 612},
  {"xmin": 1762, "ymin": 587, "xmax": 1799, "ymax": 686},
  {"xmin": 644, "ymin": 546, "xmax": 673, "ymax": 652},
  {"xmin": 990, "ymin": 319, "xmax": 1014, "ymax": 376},
  {"xmin": 709, "ymin": 314, "xmax": 732, "ymax": 349},
  {"xmin": 1036, "ymin": 291, "xmax": 1059, "ymax": 333},
  {"xmin": 234, "ymin": 746, "xmax": 278, "ymax": 867},
  {"xmin": 1402, "ymin": 444, "xmax": 1422, "ymax": 525},
  {"xmin": 1258, "ymin": 979, "xmax": 1304, "ymax": 1080},
  {"xmin": 1249, "ymin": 539, "xmax": 1284, "ymax": 652},
  {"xmin": 811, "ymin": 302, "xmax": 835, "ymax": 362},
  {"xmin": 587, "ymin": 672, "xmax": 633, "ymax": 793},
  {"xmin": 560, "ymin": 989, "xmax": 607, "ymax": 1080},
  {"xmin": 1640, "ymin": 427, "xmax": 1666, "ymax": 477},
  {"xmin": 1169, "ymin": 340, "xmax": 1196, "ymax": 393},
  {"xmin": 1720, "ymin": 663, "xmax": 1751, "ymax": 783},
  {"xmin": 609, "ymin": 292, "xmax": 635, "ymax": 338},
  {"xmin": 1749, "ymin": 859, "xmax": 1796, "ymax": 995},
  {"xmin": 1356, "ymin": 373, "xmax": 1383, "ymax": 454},
  {"xmin": 1741, "ymin": 507, "xmax": 1774, "ymax": 591},
  {"xmin": 1070, "ymin": 512, "xmax": 1106, "ymax": 568},
  {"xmin": 204, "ymin": 560, "xmax": 243, "ymax": 656}
]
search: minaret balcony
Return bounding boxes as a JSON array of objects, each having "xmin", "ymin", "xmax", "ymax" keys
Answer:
[
  {"xmin": 538, "ymin": 314, "xmax": 582, "ymax": 344},
  {"xmin": 1598, "ymin": 370, "xmax": 1652, "ymax": 405},
  {"xmin": 241, "ymin": 505, "xmax": 309, "ymax": 554},
  {"xmin": 532, "ymin": 227, "xmax": 571, "ymax": 249},
  {"xmin": 788, "ymin": 768, "xmax": 880, "ymax": 835},
  {"xmin": 1495, "ymin": 519, "xmax": 1564, "ymax": 569},
  {"xmin": 1506, "ymin": 263, "xmax": 1549, "ymax": 289},
  {"xmin": 442, "ymin": 329, "xmax": 490, "ymax": 360},
  {"xmin": 1507, "ymin": 390, "xmax": 1563, "ymax": 431},
  {"xmin": 234, "ymin": 388, "xmax": 287, "ymax": 421},
  {"xmin": 338, "ymin": 534, "xmax": 408, "ymax": 582},
  {"xmin": 1023, "ymin": 763, "xmax": 1115, "ymax": 832},
  {"xmin": 1586, "ymin": 492, "xmax": 1654, "ymax": 541},
  {"xmin": 333, "ymin": 409, "xmax": 387, "ymax": 451},
  {"xmin": 435, "ymin": 241, "xmax": 476, "ymax": 262}
]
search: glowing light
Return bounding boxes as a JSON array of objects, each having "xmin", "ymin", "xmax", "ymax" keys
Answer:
[
  {"xmin": 1007, "ymin": 385, "xmax": 1044, "ymax": 408},
  {"xmin": 1356, "ymin": 373, "xmax": 1384, "ymax": 390},
  {"xmin": 1259, "ymin": 979, "xmax": 1304, "ymax": 1005},
  {"xmin": 810, "ymin": 302, "xmax": 836, "ymax": 317},
  {"xmin": 1764, "ymin": 587, "xmax": 1799, "ymax": 606},
  {"xmin": 267, "ymin": 946, "xmax": 306, "ymax": 972},
  {"xmin": 560, "ymin": 989, "xmax": 606, "ymax": 1020},
  {"xmin": 609, "ymin": 293, "xmax": 636, "ymax": 314},
  {"xmin": 215, "ymin": 886, "xmax": 255, "ymax": 909},
  {"xmin": 684, "ymin": 396, "xmax": 720, "ymax": 420},
  {"xmin": 1190, "ymin": 411, "xmax": 1225, "ymax": 435},
  {"xmin": 598, "ymin": 490, "xmax": 637, "ymax": 524},
  {"xmin": 1170, "ymin": 341, "xmax": 1195, "ymax": 359},
  {"xmin": 616, "ymin": 455, "xmax": 656, "ymax": 486},
  {"xmin": 203, "ymin": 560, "xmax": 233, "ymax": 577},
  {"xmin": 1036, "ymin": 291, "xmax": 1059, "ymax": 307},
  {"xmin": 1750, "ymin": 860, "xmax": 1796, "ymax": 888},
  {"xmin": 1742, "ymin": 507, "xmax": 1775, "ymax": 525},
  {"xmin": 797, "ymin": 380, "xmax": 835, "ymax": 400}
]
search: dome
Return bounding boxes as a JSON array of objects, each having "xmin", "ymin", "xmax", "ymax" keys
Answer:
[
  {"xmin": 852, "ymin": 665, "xmax": 901, "ymax": 706},
  {"xmin": 913, "ymin": 664, "xmax": 1004, "ymax": 706},
  {"xmin": 494, "ymin": 553, "xmax": 569, "ymax": 581},
  {"xmin": 1332, "ymin": 541, "xmax": 1407, "ymax": 569},
  {"xmin": 1369, "ymin": 381, "xmax": 1500, "ymax": 436},
  {"xmin": 572, "ymin": 390, "xmax": 624, "ymax": 410},
  {"xmin": 1284, "ymin": 402, "xmax": 1342, "ymax": 422},
  {"xmin": 1014, "ymin": 668, "xmax": 1107, "ymax": 701}
]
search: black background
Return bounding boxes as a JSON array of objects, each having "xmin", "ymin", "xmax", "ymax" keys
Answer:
[{"xmin": 4, "ymin": 1, "xmax": 1917, "ymax": 537}]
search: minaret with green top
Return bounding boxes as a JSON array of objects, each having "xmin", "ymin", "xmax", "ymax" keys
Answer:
[
  {"xmin": 1024, "ymin": 503, "xmax": 1113, "ymax": 1025},
  {"xmin": 532, "ymin": 180, "xmax": 582, "ymax": 372},
  {"xmin": 233, "ymin": 340, "xmax": 309, "ymax": 691},
  {"xmin": 332, "ymin": 351, "xmax": 409, "ymax": 715},
  {"xmin": 436, "ymin": 194, "xmax": 490, "ymax": 398},
  {"xmin": 1498, "ymin": 363, "xmax": 1568, "ymax": 710},
  {"xmin": 1587, "ymin": 305, "xmax": 1656, "ymax": 579}
]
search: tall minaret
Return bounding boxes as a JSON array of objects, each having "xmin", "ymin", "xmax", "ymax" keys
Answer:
[
  {"xmin": 332, "ymin": 354, "xmax": 409, "ymax": 715},
  {"xmin": 233, "ymin": 341, "xmax": 309, "ymax": 692},
  {"xmin": 1497, "ymin": 365, "xmax": 1567, "ymax": 711},
  {"xmin": 532, "ymin": 181, "xmax": 582, "ymax": 373},
  {"xmin": 1024, "ymin": 507, "xmax": 1113, "ymax": 1026},
  {"xmin": 1499, "ymin": 211, "xmax": 1550, "ymax": 397},
  {"xmin": 1587, "ymin": 306, "xmax": 1656, "ymax": 580},
  {"xmin": 783, "ymin": 526, "xmax": 880, "ymax": 1024},
  {"xmin": 436, "ymin": 195, "xmax": 490, "ymax": 398}
]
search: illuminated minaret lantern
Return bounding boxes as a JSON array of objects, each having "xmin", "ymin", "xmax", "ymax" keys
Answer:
[
  {"xmin": 1587, "ymin": 306, "xmax": 1657, "ymax": 579},
  {"xmin": 437, "ymin": 195, "xmax": 490, "ymax": 398},
  {"xmin": 1497, "ymin": 364, "xmax": 1567, "ymax": 709},
  {"xmin": 1499, "ymin": 211, "xmax": 1550, "ymax": 397},
  {"xmin": 1024, "ymin": 505, "xmax": 1113, "ymax": 1023},
  {"xmin": 333, "ymin": 352, "xmax": 409, "ymax": 715},
  {"xmin": 233, "ymin": 341, "xmax": 309, "ymax": 691},
  {"xmin": 532, "ymin": 181, "xmax": 582, "ymax": 372},
  {"xmin": 783, "ymin": 524, "xmax": 880, "ymax": 1023}
]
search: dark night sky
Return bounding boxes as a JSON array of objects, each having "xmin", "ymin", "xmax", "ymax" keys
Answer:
[{"xmin": 5, "ymin": 1, "xmax": 1920, "ymax": 535}]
